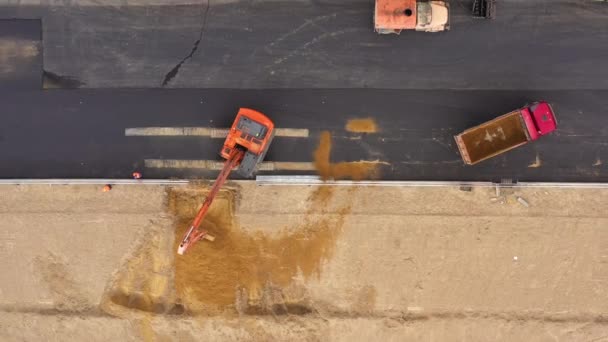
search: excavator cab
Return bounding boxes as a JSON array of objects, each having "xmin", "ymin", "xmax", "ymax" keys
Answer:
[
  {"xmin": 220, "ymin": 108, "xmax": 275, "ymax": 178},
  {"xmin": 415, "ymin": 1, "xmax": 449, "ymax": 32}
]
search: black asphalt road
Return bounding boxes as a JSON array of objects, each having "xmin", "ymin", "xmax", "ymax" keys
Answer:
[
  {"xmin": 0, "ymin": 0, "xmax": 607, "ymax": 89},
  {"xmin": 1, "ymin": 89, "xmax": 606, "ymax": 181},
  {"xmin": 0, "ymin": 2, "xmax": 607, "ymax": 182}
]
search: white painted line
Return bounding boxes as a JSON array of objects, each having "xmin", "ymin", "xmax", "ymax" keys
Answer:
[
  {"xmin": 274, "ymin": 128, "xmax": 310, "ymax": 138},
  {"xmin": 272, "ymin": 162, "xmax": 316, "ymax": 171},
  {"xmin": 125, "ymin": 127, "xmax": 309, "ymax": 138},
  {"xmin": 144, "ymin": 159, "xmax": 315, "ymax": 171},
  {"xmin": 145, "ymin": 159, "xmax": 219, "ymax": 169}
]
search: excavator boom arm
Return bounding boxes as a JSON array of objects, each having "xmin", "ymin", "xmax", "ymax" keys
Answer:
[{"xmin": 177, "ymin": 148, "xmax": 244, "ymax": 255}]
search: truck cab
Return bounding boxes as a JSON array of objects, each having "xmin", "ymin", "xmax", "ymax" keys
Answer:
[
  {"xmin": 415, "ymin": 1, "xmax": 449, "ymax": 32},
  {"xmin": 520, "ymin": 102, "xmax": 557, "ymax": 141},
  {"xmin": 375, "ymin": 0, "xmax": 450, "ymax": 34}
]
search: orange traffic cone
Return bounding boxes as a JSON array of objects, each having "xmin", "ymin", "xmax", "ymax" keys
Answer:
[{"xmin": 102, "ymin": 184, "xmax": 112, "ymax": 192}]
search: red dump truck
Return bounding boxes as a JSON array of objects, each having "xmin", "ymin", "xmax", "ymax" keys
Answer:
[{"xmin": 455, "ymin": 102, "xmax": 557, "ymax": 165}]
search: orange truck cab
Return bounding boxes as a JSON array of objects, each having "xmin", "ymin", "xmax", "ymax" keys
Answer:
[
  {"xmin": 375, "ymin": 0, "xmax": 450, "ymax": 34},
  {"xmin": 221, "ymin": 108, "xmax": 275, "ymax": 177}
]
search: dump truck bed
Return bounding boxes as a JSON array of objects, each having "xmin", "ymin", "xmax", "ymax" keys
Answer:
[
  {"xmin": 455, "ymin": 111, "xmax": 530, "ymax": 165},
  {"xmin": 374, "ymin": 0, "xmax": 417, "ymax": 32}
]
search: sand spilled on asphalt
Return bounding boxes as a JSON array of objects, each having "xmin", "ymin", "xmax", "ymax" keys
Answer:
[
  {"xmin": 171, "ymin": 185, "xmax": 351, "ymax": 314},
  {"xmin": 345, "ymin": 118, "xmax": 378, "ymax": 133},
  {"xmin": 314, "ymin": 131, "xmax": 384, "ymax": 180}
]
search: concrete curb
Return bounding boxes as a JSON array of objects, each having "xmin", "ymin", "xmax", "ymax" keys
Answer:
[
  {"xmin": 0, "ymin": 179, "xmax": 189, "ymax": 185},
  {"xmin": 0, "ymin": 177, "xmax": 606, "ymax": 188},
  {"xmin": 255, "ymin": 176, "xmax": 608, "ymax": 188}
]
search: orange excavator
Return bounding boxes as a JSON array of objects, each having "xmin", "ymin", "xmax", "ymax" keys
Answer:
[{"xmin": 177, "ymin": 108, "xmax": 275, "ymax": 255}]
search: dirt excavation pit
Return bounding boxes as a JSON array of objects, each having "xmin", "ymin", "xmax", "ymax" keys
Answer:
[
  {"xmin": 169, "ymin": 186, "xmax": 351, "ymax": 315},
  {"xmin": 100, "ymin": 184, "xmax": 352, "ymax": 318},
  {"xmin": 103, "ymin": 220, "xmax": 183, "ymax": 316}
]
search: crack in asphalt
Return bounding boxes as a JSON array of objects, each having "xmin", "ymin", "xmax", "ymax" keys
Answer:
[
  {"xmin": 42, "ymin": 70, "xmax": 85, "ymax": 88},
  {"xmin": 161, "ymin": 0, "xmax": 211, "ymax": 87}
]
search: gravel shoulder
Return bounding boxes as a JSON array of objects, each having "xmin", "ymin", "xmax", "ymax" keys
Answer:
[{"xmin": 0, "ymin": 183, "xmax": 606, "ymax": 341}]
